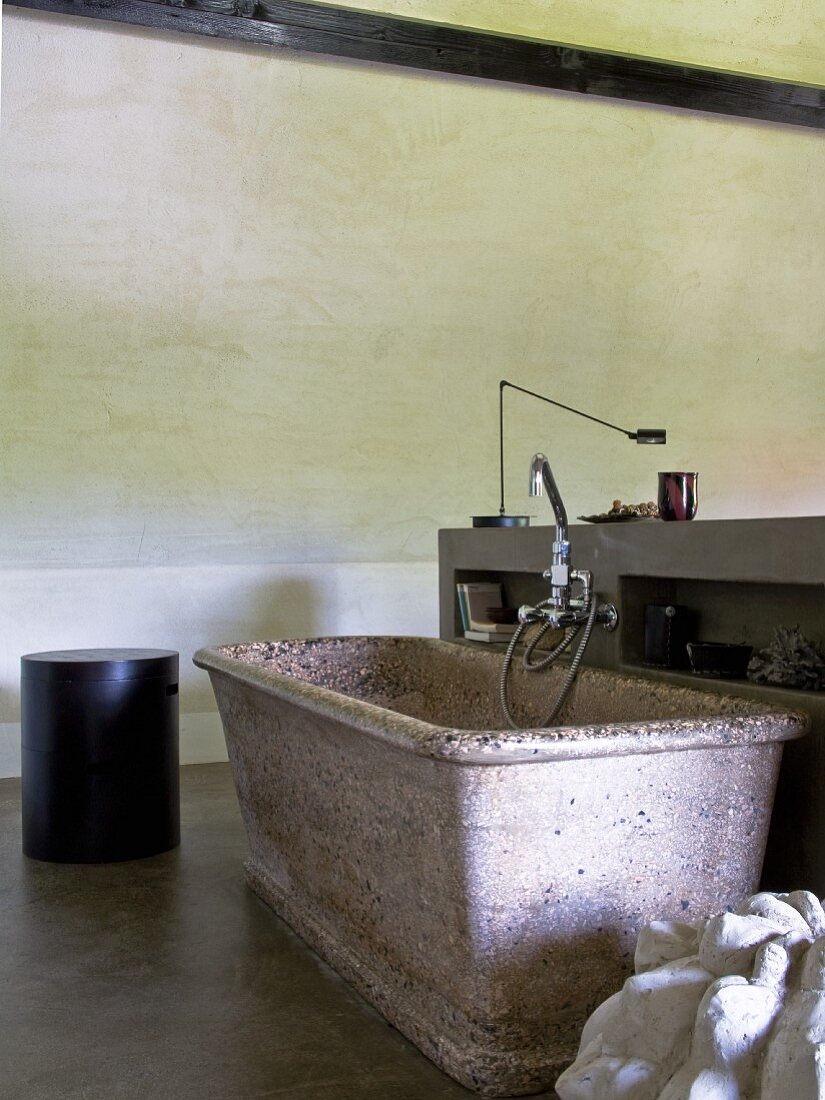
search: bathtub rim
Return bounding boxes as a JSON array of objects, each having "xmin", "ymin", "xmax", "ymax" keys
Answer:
[{"xmin": 193, "ymin": 635, "xmax": 809, "ymax": 766}]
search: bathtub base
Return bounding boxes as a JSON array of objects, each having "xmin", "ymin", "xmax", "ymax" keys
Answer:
[{"xmin": 245, "ymin": 858, "xmax": 568, "ymax": 1097}]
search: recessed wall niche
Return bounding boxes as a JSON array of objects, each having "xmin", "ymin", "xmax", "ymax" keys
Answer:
[{"xmin": 619, "ymin": 575, "xmax": 825, "ymax": 672}]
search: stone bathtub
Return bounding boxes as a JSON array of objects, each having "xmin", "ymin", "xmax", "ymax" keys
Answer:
[{"xmin": 193, "ymin": 636, "xmax": 808, "ymax": 1097}]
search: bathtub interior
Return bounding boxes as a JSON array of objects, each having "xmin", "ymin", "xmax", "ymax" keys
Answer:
[{"xmin": 217, "ymin": 636, "xmax": 771, "ymax": 732}]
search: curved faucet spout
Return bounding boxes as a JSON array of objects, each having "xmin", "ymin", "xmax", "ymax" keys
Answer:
[
  {"xmin": 520, "ymin": 452, "xmax": 618, "ymax": 632},
  {"xmin": 529, "ymin": 453, "xmax": 568, "ymax": 545}
]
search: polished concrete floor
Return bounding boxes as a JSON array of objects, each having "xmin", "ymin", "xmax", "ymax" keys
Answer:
[{"xmin": 2, "ymin": 764, "xmax": 557, "ymax": 1100}]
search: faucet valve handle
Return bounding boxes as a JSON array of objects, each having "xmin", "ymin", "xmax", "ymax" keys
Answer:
[
  {"xmin": 518, "ymin": 604, "xmax": 548, "ymax": 625},
  {"xmin": 543, "ymin": 564, "xmax": 569, "ymax": 587}
]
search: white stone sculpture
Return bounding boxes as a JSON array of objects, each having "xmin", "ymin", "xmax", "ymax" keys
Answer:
[{"xmin": 556, "ymin": 890, "xmax": 825, "ymax": 1100}]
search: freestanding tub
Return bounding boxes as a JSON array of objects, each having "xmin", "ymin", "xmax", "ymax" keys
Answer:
[{"xmin": 193, "ymin": 636, "xmax": 808, "ymax": 1097}]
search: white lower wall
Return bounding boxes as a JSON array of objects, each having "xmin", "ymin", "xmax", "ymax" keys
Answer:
[
  {"xmin": 0, "ymin": 724, "xmax": 23, "ymax": 780},
  {"xmin": 0, "ymin": 559, "xmax": 439, "ymax": 777},
  {"xmin": 179, "ymin": 710, "xmax": 229, "ymax": 765}
]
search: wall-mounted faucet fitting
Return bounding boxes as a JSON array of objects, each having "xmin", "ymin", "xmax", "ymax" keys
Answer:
[{"xmin": 518, "ymin": 453, "xmax": 618, "ymax": 631}]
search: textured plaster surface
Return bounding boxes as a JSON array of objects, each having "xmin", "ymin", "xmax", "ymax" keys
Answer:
[
  {"xmin": 2, "ymin": 12, "xmax": 825, "ymax": 578},
  {"xmin": 194, "ymin": 637, "xmax": 806, "ymax": 1096},
  {"xmin": 2, "ymin": 6, "xmax": 824, "ymax": 772},
  {"xmin": 557, "ymin": 889, "xmax": 825, "ymax": 1099}
]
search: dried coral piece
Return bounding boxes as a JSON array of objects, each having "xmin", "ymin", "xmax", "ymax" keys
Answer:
[{"xmin": 748, "ymin": 626, "xmax": 825, "ymax": 691}]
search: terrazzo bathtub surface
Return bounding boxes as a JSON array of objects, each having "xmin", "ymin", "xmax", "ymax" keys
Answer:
[{"xmin": 194, "ymin": 636, "xmax": 808, "ymax": 1097}]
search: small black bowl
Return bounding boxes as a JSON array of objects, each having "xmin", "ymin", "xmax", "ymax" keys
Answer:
[{"xmin": 686, "ymin": 642, "xmax": 753, "ymax": 679}]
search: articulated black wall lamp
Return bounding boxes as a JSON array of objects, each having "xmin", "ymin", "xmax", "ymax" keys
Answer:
[{"xmin": 472, "ymin": 379, "xmax": 667, "ymax": 528}]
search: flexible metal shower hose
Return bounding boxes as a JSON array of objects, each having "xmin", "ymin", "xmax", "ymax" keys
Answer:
[{"xmin": 498, "ymin": 599, "xmax": 598, "ymax": 730}]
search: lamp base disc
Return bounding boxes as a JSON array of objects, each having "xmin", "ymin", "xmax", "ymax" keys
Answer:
[{"xmin": 471, "ymin": 515, "xmax": 531, "ymax": 528}]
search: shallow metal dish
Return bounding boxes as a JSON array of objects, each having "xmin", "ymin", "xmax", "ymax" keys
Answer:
[{"xmin": 578, "ymin": 513, "xmax": 656, "ymax": 523}]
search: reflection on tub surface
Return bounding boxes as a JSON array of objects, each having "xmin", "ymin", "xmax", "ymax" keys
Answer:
[{"xmin": 194, "ymin": 636, "xmax": 807, "ymax": 1097}]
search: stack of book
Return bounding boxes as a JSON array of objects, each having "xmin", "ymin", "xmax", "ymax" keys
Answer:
[{"xmin": 456, "ymin": 582, "xmax": 519, "ymax": 643}]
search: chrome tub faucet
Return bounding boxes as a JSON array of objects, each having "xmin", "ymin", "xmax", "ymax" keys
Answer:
[{"xmin": 518, "ymin": 453, "xmax": 618, "ymax": 631}]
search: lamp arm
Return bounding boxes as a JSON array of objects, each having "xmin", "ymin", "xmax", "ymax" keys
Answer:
[
  {"xmin": 500, "ymin": 380, "xmax": 636, "ymax": 439},
  {"xmin": 498, "ymin": 379, "xmax": 646, "ymax": 517}
]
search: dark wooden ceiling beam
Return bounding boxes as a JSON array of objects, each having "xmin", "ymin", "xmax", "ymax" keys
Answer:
[{"xmin": 6, "ymin": 0, "xmax": 825, "ymax": 130}]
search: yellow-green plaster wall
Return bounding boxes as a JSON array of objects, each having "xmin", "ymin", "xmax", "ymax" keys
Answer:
[{"xmin": 1, "ymin": 4, "xmax": 823, "ymax": 768}]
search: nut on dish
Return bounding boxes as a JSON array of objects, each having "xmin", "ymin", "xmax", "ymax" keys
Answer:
[{"xmin": 608, "ymin": 500, "xmax": 659, "ymax": 517}]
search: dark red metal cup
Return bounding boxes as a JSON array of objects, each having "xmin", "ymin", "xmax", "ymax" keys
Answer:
[{"xmin": 658, "ymin": 472, "xmax": 698, "ymax": 521}]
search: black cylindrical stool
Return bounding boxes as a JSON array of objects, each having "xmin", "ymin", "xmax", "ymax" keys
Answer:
[{"xmin": 21, "ymin": 649, "xmax": 180, "ymax": 863}]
